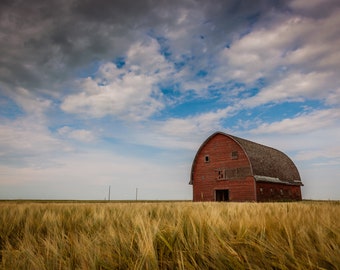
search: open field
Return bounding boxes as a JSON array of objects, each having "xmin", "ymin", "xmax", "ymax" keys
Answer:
[{"xmin": 0, "ymin": 201, "xmax": 339, "ymax": 269}]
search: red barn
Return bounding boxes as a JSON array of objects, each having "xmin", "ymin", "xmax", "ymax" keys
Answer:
[{"xmin": 190, "ymin": 132, "xmax": 303, "ymax": 202}]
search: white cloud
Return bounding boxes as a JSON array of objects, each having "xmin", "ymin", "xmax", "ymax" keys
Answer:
[
  {"xmin": 61, "ymin": 74, "xmax": 163, "ymax": 120},
  {"xmin": 284, "ymin": 10, "xmax": 340, "ymax": 70},
  {"xmin": 13, "ymin": 87, "xmax": 51, "ymax": 115},
  {"xmin": 58, "ymin": 126, "xmax": 96, "ymax": 142},
  {"xmin": 159, "ymin": 107, "xmax": 232, "ymax": 136},
  {"xmin": 0, "ymin": 88, "xmax": 66, "ymax": 168},
  {"xmin": 241, "ymin": 72, "xmax": 337, "ymax": 108},
  {"xmin": 0, "ymin": 118, "xmax": 71, "ymax": 168},
  {"xmin": 295, "ymin": 147, "xmax": 340, "ymax": 161},
  {"xmin": 217, "ymin": 16, "xmax": 307, "ymax": 83},
  {"xmin": 115, "ymin": 107, "xmax": 234, "ymax": 151},
  {"xmin": 251, "ymin": 108, "xmax": 340, "ymax": 134},
  {"xmin": 92, "ymin": 106, "xmax": 233, "ymax": 154},
  {"xmin": 217, "ymin": 7, "xmax": 340, "ymax": 105},
  {"xmin": 61, "ymin": 38, "xmax": 174, "ymax": 120},
  {"xmin": 126, "ymin": 40, "xmax": 173, "ymax": 76},
  {"xmin": 326, "ymin": 89, "xmax": 340, "ymax": 105},
  {"xmin": 67, "ymin": 129, "xmax": 96, "ymax": 143}
]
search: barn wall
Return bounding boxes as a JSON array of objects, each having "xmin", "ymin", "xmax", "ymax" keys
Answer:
[
  {"xmin": 193, "ymin": 176, "xmax": 256, "ymax": 201},
  {"xmin": 256, "ymin": 182, "xmax": 302, "ymax": 202},
  {"xmin": 192, "ymin": 133, "xmax": 255, "ymax": 202}
]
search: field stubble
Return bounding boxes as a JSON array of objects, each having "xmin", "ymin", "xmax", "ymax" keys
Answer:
[{"xmin": 0, "ymin": 201, "xmax": 339, "ymax": 269}]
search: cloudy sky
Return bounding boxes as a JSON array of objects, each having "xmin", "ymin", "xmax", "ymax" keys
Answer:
[{"xmin": 1, "ymin": 0, "xmax": 339, "ymax": 200}]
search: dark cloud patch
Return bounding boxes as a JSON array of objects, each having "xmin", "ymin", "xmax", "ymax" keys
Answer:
[
  {"xmin": 288, "ymin": 0, "xmax": 340, "ymax": 19},
  {"xmin": 71, "ymin": 0, "xmax": 155, "ymax": 25},
  {"xmin": 202, "ymin": 0, "xmax": 288, "ymax": 30},
  {"xmin": 0, "ymin": 0, "xmax": 298, "ymax": 94},
  {"xmin": 0, "ymin": 0, "xmax": 139, "ymax": 91}
]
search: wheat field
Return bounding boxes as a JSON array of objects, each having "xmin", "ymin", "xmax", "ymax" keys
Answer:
[{"xmin": 0, "ymin": 201, "xmax": 339, "ymax": 269}]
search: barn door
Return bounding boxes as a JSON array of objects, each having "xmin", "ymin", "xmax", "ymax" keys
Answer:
[{"xmin": 215, "ymin": 189, "xmax": 229, "ymax": 202}]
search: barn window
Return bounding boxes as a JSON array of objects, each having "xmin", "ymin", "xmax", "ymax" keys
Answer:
[
  {"xmin": 204, "ymin": 155, "xmax": 210, "ymax": 163},
  {"xmin": 217, "ymin": 169, "xmax": 226, "ymax": 180},
  {"xmin": 260, "ymin": 188, "xmax": 263, "ymax": 194},
  {"xmin": 231, "ymin": 151, "xmax": 238, "ymax": 159},
  {"xmin": 280, "ymin": 189, "xmax": 283, "ymax": 195}
]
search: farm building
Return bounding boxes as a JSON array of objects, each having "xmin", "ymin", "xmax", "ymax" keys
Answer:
[{"xmin": 190, "ymin": 132, "xmax": 303, "ymax": 202}]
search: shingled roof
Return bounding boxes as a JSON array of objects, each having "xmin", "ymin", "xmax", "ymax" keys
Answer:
[{"xmin": 228, "ymin": 133, "xmax": 302, "ymax": 185}]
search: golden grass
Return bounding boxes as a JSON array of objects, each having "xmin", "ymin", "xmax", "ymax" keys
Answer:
[{"xmin": 0, "ymin": 201, "xmax": 339, "ymax": 269}]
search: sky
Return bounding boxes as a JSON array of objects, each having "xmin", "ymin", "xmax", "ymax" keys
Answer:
[{"xmin": 0, "ymin": 0, "xmax": 339, "ymax": 200}]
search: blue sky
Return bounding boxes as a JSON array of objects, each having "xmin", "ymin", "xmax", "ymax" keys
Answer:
[{"xmin": 0, "ymin": 0, "xmax": 339, "ymax": 200}]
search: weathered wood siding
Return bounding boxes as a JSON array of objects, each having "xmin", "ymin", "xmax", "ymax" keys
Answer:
[{"xmin": 256, "ymin": 182, "xmax": 302, "ymax": 202}]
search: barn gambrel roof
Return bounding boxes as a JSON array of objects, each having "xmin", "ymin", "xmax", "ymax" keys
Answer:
[{"xmin": 190, "ymin": 132, "xmax": 303, "ymax": 186}]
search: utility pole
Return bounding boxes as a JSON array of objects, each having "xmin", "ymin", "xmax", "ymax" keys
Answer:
[
  {"xmin": 108, "ymin": 185, "xmax": 111, "ymax": 201},
  {"xmin": 135, "ymin": 188, "xmax": 138, "ymax": 201}
]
